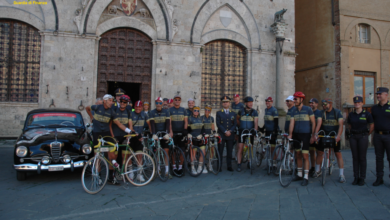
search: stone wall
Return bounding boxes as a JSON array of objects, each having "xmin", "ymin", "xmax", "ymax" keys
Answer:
[{"xmin": 0, "ymin": 0, "xmax": 296, "ymax": 137}]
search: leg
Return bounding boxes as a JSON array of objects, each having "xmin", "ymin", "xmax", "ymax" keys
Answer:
[
  {"xmin": 296, "ymin": 151, "xmax": 303, "ymax": 177},
  {"xmin": 226, "ymin": 140, "xmax": 234, "ymax": 169},
  {"xmin": 349, "ymin": 136, "xmax": 359, "ymax": 178},
  {"xmin": 373, "ymin": 134, "xmax": 385, "ymax": 178},
  {"xmin": 382, "ymin": 135, "xmax": 390, "ymax": 179},
  {"xmin": 218, "ymin": 140, "xmax": 226, "ymax": 169},
  {"xmin": 309, "ymin": 144, "xmax": 317, "ymax": 175},
  {"xmin": 237, "ymin": 143, "xmax": 244, "ymax": 164},
  {"xmin": 358, "ymin": 135, "xmax": 369, "ymax": 179}
]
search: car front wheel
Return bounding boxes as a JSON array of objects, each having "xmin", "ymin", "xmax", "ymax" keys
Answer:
[{"xmin": 16, "ymin": 171, "xmax": 26, "ymax": 181}]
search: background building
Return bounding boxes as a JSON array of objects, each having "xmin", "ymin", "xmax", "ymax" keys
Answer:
[{"xmin": 0, "ymin": 0, "xmax": 296, "ymax": 137}]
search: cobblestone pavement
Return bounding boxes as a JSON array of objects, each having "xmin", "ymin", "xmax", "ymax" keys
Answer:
[{"xmin": 1, "ymin": 141, "xmax": 390, "ymax": 220}]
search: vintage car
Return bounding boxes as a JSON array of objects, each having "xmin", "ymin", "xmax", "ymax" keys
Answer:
[{"xmin": 14, "ymin": 108, "xmax": 93, "ymax": 181}]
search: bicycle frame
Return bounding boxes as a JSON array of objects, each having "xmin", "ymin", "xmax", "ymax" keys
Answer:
[{"xmin": 317, "ymin": 130, "xmax": 337, "ymax": 171}]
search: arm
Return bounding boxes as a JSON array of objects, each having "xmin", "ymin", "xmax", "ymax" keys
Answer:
[
  {"xmin": 166, "ymin": 118, "xmax": 173, "ymax": 137},
  {"xmin": 273, "ymin": 118, "xmax": 279, "ymax": 133},
  {"xmin": 86, "ymin": 106, "xmax": 93, "ymax": 123},
  {"xmin": 254, "ymin": 117, "xmax": 258, "ymax": 132},
  {"xmin": 315, "ymin": 118, "xmax": 322, "ymax": 135},
  {"xmin": 148, "ymin": 119, "xmax": 155, "ymax": 134},
  {"xmin": 368, "ymin": 123, "xmax": 374, "ymax": 135},
  {"xmin": 288, "ymin": 118, "xmax": 294, "ymax": 139},
  {"xmin": 128, "ymin": 119, "xmax": 134, "ymax": 132},
  {"xmin": 237, "ymin": 115, "xmax": 241, "ymax": 127},
  {"xmin": 211, "ymin": 123, "xmax": 215, "ymax": 132},
  {"xmin": 113, "ymin": 119, "xmax": 128, "ymax": 132},
  {"xmin": 309, "ymin": 115, "xmax": 316, "ymax": 144},
  {"xmin": 336, "ymin": 119, "xmax": 344, "ymax": 142},
  {"xmin": 216, "ymin": 112, "xmax": 224, "ymax": 132},
  {"xmin": 109, "ymin": 120, "xmax": 114, "ymax": 137}
]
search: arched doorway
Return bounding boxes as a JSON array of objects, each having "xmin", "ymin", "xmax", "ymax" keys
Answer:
[
  {"xmin": 201, "ymin": 40, "xmax": 247, "ymax": 108},
  {"xmin": 0, "ymin": 19, "xmax": 41, "ymax": 102},
  {"xmin": 97, "ymin": 28, "xmax": 152, "ymax": 102}
]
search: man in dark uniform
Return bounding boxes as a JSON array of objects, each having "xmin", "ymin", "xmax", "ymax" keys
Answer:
[
  {"xmin": 113, "ymin": 88, "xmax": 125, "ymax": 108},
  {"xmin": 371, "ymin": 87, "xmax": 390, "ymax": 186},
  {"xmin": 309, "ymin": 98, "xmax": 322, "ymax": 177},
  {"xmin": 216, "ymin": 95, "xmax": 237, "ymax": 172},
  {"xmin": 169, "ymin": 94, "xmax": 188, "ymax": 176}
]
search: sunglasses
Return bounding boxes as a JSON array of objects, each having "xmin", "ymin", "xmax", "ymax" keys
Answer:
[
  {"xmin": 205, "ymin": 109, "xmax": 211, "ymax": 112},
  {"xmin": 174, "ymin": 99, "xmax": 181, "ymax": 101},
  {"xmin": 120, "ymin": 101, "xmax": 128, "ymax": 104},
  {"xmin": 155, "ymin": 102, "xmax": 163, "ymax": 105},
  {"xmin": 266, "ymin": 100, "xmax": 272, "ymax": 102},
  {"xmin": 193, "ymin": 110, "xmax": 200, "ymax": 112}
]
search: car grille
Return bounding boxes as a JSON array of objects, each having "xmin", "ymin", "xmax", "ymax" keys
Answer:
[{"xmin": 50, "ymin": 142, "xmax": 62, "ymax": 163}]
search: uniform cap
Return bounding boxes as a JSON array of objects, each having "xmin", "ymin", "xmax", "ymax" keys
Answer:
[
  {"xmin": 353, "ymin": 96, "xmax": 363, "ymax": 103},
  {"xmin": 221, "ymin": 95, "xmax": 231, "ymax": 102},
  {"xmin": 376, "ymin": 87, "xmax": 389, "ymax": 94},
  {"xmin": 285, "ymin": 96, "xmax": 294, "ymax": 101},
  {"xmin": 135, "ymin": 101, "xmax": 143, "ymax": 107},
  {"xmin": 115, "ymin": 88, "xmax": 125, "ymax": 95},
  {"xmin": 155, "ymin": 97, "xmax": 163, "ymax": 102},
  {"xmin": 265, "ymin": 97, "xmax": 273, "ymax": 102},
  {"xmin": 309, "ymin": 98, "xmax": 318, "ymax": 103}
]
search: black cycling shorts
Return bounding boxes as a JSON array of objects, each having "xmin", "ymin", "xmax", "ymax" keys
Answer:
[
  {"xmin": 309, "ymin": 142, "xmax": 318, "ymax": 151},
  {"xmin": 265, "ymin": 131, "xmax": 277, "ymax": 146},
  {"xmin": 292, "ymin": 133, "xmax": 311, "ymax": 154},
  {"xmin": 159, "ymin": 139, "xmax": 170, "ymax": 149},
  {"xmin": 238, "ymin": 129, "xmax": 255, "ymax": 144},
  {"xmin": 173, "ymin": 133, "xmax": 187, "ymax": 151},
  {"xmin": 316, "ymin": 138, "xmax": 340, "ymax": 153}
]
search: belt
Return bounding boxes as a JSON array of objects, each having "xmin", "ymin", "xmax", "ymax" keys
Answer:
[
  {"xmin": 375, "ymin": 131, "xmax": 390, "ymax": 135},
  {"xmin": 351, "ymin": 130, "xmax": 367, "ymax": 135}
]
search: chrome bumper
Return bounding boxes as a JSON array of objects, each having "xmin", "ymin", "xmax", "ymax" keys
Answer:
[{"xmin": 14, "ymin": 160, "xmax": 86, "ymax": 171}]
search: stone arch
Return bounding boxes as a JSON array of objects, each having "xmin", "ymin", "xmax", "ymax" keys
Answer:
[
  {"xmin": 96, "ymin": 16, "xmax": 157, "ymax": 40},
  {"xmin": 191, "ymin": 0, "xmax": 260, "ymax": 49},
  {"xmin": 0, "ymin": 7, "xmax": 44, "ymax": 30},
  {"xmin": 201, "ymin": 30, "xmax": 250, "ymax": 49},
  {"xmin": 84, "ymin": 0, "xmax": 167, "ymax": 40},
  {"xmin": 344, "ymin": 18, "xmax": 384, "ymax": 46},
  {"xmin": 385, "ymin": 28, "xmax": 390, "ymax": 46}
]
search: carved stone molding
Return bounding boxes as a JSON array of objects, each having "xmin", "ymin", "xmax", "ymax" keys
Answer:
[
  {"xmin": 73, "ymin": 0, "xmax": 92, "ymax": 34},
  {"xmin": 271, "ymin": 22, "xmax": 288, "ymax": 38},
  {"xmin": 164, "ymin": 0, "xmax": 178, "ymax": 41}
]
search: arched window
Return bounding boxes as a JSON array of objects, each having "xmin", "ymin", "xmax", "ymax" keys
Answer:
[
  {"xmin": 0, "ymin": 20, "xmax": 41, "ymax": 102},
  {"xmin": 358, "ymin": 24, "xmax": 370, "ymax": 44},
  {"xmin": 201, "ymin": 40, "xmax": 247, "ymax": 108}
]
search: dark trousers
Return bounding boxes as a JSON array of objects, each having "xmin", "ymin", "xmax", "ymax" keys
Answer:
[
  {"xmin": 350, "ymin": 134, "xmax": 369, "ymax": 179},
  {"xmin": 373, "ymin": 133, "xmax": 390, "ymax": 178},
  {"xmin": 219, "ymin": 139, "xmax": 234, "ymax": 168}
]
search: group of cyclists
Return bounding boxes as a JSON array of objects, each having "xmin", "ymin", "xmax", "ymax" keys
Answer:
[{"xmin": 85, "ymin": 86, "xmax": 390, "ymax": 188}]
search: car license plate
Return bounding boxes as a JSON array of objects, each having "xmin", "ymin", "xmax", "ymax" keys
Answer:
[
  {"xmin": 100, "ymin": 147, "xmax": 109, "ymax": 152},
  {"xmin": 49, "ymin": 166, "xmax": 64, "ymax": 171}
]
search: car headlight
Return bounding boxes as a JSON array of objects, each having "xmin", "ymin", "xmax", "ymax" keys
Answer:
[
  {"xmin": 16, "ymin": 146, "xmax": 28, "ymax": 157},
  {"xmin": 82, "ymin": 144, "xmax": 91, "ymax": 154},
  {"xmin": 42, "ymin": 156, "xmax": 50, "ymax": 165},
  {"xmin": 63, "ymin": 155, "xmax": 71, "ymax": 163}
]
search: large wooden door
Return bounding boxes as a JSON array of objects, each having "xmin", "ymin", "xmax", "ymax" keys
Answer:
[{"xmin": 97, "ymin": 28, "xmax": 152, "ymax": 102}]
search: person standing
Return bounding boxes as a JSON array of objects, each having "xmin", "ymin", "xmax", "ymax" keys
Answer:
[
  {"xmin": 236, "ymin": 96, "xmax": 258, "ymax": 172},
  {"xmin": 288, "ymin": 92, "xmax": 316, "ymax": 186},
  {"xmin": 186, "ymin": 98, "xmax": 195, "ymax": 116},
  {"xmin": 112, "ymin": 88, "xmax": 125, "ymax": 108},
  {"xmin": 284, "ymin": 96, "xmax": 295, "ymax": 133},
  {"xmin": 371, "ymin": 87, "xmax": 390, "ymax": 186},
  {"xmin": 347, "ymin": 96, "xmax": 374, "ymax": 186},
  {"xmin": 308, "ymin": 98, "xmax": 322, "ymax": 177},
  {"xmin": 313, "ymin": 98, "xmax": 346, "ymax": 183},
  {"xmin": 187, "ymin": 106, "xmax": 207, "ymax": 174},
  {"xmin": 232, "ymin": 94, "xmax": 245, "ymax": 159},
  {"xmin": 262, "ymin": 97, "xmax": 278, "ymax": 169},
  {"xmin": 216, "ymin": 95, "xmax": 237, "ymax": 172},
  {"xmin": 167, "ymin": 99, "xmax": 174, "ymax": 108}
]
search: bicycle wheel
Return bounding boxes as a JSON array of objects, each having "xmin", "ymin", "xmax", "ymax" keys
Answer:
[
  {"xmin": 170, "ymin": 147, "xmax": 186, "ymax": 177},
  {"xmin": 155, "ymin": 148, "xmax": 169, "ymax": 182},
  {"xmin": 266, "ymin": 146, "xmax": 272, "ymax": 175},
  {"xmin": 255, "ymin": 143, "xmax": 264, "ymax": 167},
  {"xmin": 279, "ymin": 152, "xmax": 295, "ymax": 187},
  {"xmin": 185, "ymin": 146, "xmax": 205, "ymax": 177},
  {"xmin": 329, "ymin": 150, "xmax": 335, "ymax": 175},
  {"xmin": 124, "ymin": 152, "xmax": 155, "ymax": 186},
  {"xmin": 205, "ymin": 143, "xmax": 221, "ymax": 175},
  {"xmin": 272, "ymin": 145, "xmax": 285, "ymax": 176},
  {"xmin": 322, "ymin": 150, "xmax": 328, "ymax": 186},
  {"xmin": 81, "ymin": 155, "xmax": 108, "ymax": 194},
  {"xmin": 248, "ymin": 145, "xmax": 254, "ymax": 175}
]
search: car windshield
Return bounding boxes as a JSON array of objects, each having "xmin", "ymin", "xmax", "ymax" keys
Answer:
[{"xmin": 26, "ymin": 112, "xmax": 84, "ymax": 128}]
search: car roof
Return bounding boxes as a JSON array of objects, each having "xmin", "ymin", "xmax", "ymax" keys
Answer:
[{"xmin": 27, "ymin": 108, "xmax": 82, "ymax": 115}]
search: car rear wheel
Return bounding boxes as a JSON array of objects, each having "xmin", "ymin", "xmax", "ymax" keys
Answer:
[{"xmin": 16, "ymin": 171, "xmax": 26, "ymax": 181}]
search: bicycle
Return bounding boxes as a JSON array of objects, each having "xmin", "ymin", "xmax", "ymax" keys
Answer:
[
  {"xmin": 204, "ymin": 132, "xmax": 221, "ymax": 175},
  {"xmin": 185, "ymin": 135, "xmax": 205, "ymax": 177},
  {"xmin": 317, "ymin": 130, "xmax": 337, "ymax": 186},
  {"xmin": 169, "ymin": 133, "xmax": 187, "ymax": 177},
  {"xmin": 254, "ymin": 132, "xmax": 264, "ymax": 167},
  {"xmin": 271, "ymin": 134, "xmax": 288, "ymax": 176},
  {"xmin": 153, "ymin": 131, "xmax": 171, "ymax": 182},
  {"xmin": 262, "ymin": 134, "xmax": 273, "ymax": 175},
  {"xmin": 81, "ymin": 135, "xmax": 155, "ymax": 194},
  {"xmin": 240, "ymin": 129, "xmax": 258, "ymax": 175},
  {"xmin": 279, "ymin": 134, "xmax": 300, "ymax": 187}
]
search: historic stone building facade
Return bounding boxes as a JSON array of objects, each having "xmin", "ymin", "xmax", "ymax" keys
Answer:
[{"xmin": 0, "ymin": 0, "xmax": 295, "ymax": 137}]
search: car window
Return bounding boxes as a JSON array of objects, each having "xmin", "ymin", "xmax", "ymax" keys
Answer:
[{"xmin": 26, "ymin": 112, "xmax": 84, "ymax": 127}]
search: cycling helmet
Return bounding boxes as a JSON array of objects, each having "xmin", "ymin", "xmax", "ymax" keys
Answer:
[
  {"xmin": 119, "ymin": 95, "xmax": 131, "ymax": 102},
  {"xmin": 293, "ymin": 91, "xmax": 305, "ymax": 100},
  {"xmin": 244, "ymin": 96, "xmax": 254, "ymax": 102}
]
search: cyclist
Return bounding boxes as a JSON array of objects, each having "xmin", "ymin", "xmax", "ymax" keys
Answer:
[
  {"xmin": 85, "ymin": 94, "xmax": 132, "ymax": 184},
  {"xmin": 288, "ymin": 92, "xmax": 316, "ymax": 186},
  {"xmin": 236, "ymin": 96, "xmax": 258, "ymax": 172},
  {"xmin": 169, "ymin": 94, "xmax": 188, "ymax": 176},
  {"xmin": 313, "ymin": 98, "xmax": 346, "ymax": 183},
  {"xmin": 232, "ymin": 94, "xmax": 245, "ymax": 153},
  {"xmin": 167, "ymin": 99, "xmax": 174, "ymax": 108},
  {"xmin": 261, "ymin": 96, "xmax": 278, "ymax": 169},
  {"xmin": 163, "ymin": 98, "xmax": 169, "ymax": 109},
  {"xmin": 201, "ymin": 105, "xmax": 217, "ymax": 172},
  {"xmin": 110, "ymin": 95, "xmax": 133, "ymax": 144},
  {"xmin": 347, "ymin": 96, "xmax": 374, "ymax": 186},
  {"xmin": 308, "ymin": 98, "xmax": 322, "ymax": 177},
  {"xmin": 284, "ymin": 96, "xmax": 295, "ymax": 133},
  {"xmin": 143, "ymin": 101, "xmax": 150, "ymax": 116},
  {"xmin": 216, "ymin": 95, "xmax": 237, "ymax": 172},
  {"xmin": 186, "ymin": 98, "xmax": 195, "ymax": 116},
  {"xmin": 187, "ymin": 106, "xmax": 206, "ymax": 174},
  {"xmin": 147, "ymin": 97, "xmax": 172, "ymax": 178}
]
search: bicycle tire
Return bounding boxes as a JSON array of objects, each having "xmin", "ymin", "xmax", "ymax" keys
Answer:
[
  {"xmin": 124, "ymin": 152, "xmax": 155, "ymax": 187},
  {"xmin": 255, "ymin": 143, "xmax": 263, "ymax": 167},
  {"xmin": 205, "ymin": 143, "xmax": 221, "ymax": 175},
  {"xmin": 170, "ymin": 147, "xmax": 186, "ymax": 177},
  {"xmin": 322, "ymin": 150, "xmax": 328, "ymax": 186},
  {"xmin": 81, "ymin": 155, "xmax": 109, "ymax": 194},
  {"xmin": 279, "ymin": 151, "xmax": 295, "ymax": 188},
  {"xmin": 248, "ymin": 144, "xmax": 254, "ymax": 175},
  {"xmin": 155, "ymin": 148, "xmax": 169, "ymax": 182},
  {"xmin": 266, "ymin": 145, "xmax": 272, "ymax": 175},
  {"xmin": 242, "ymin": 145, "xmax": 249, "ymax": 164},
  {"xmin": 329, "ymin": 150, "xmax": 334, "ymax": 175},
  {"xmin": 272, "ymin": 145, "xmax": 285, "ymax": 176},
  {"xmin": 185, "ymin": 146, "xmax": 205, "ymax": 177}
]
